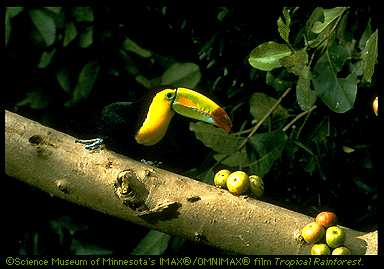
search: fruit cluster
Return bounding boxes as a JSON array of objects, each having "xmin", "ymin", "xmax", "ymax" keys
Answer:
[
  {"xmin": 301, "ymin": 211, "xmax": 351, "ymax": 255},
  {"xmin": 213, "ymin": 170, "xmax": 264, "ymax": 198}
]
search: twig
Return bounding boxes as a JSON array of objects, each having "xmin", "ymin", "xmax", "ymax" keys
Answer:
[
  {"xmin": 295, "ymin": 106, "xmax": 314, "ymax": 139},
  {"xmin": 282, "ymin": 105, "xmax": 317, "ymax": 132},
  {"xmin": 211, "ymin": 88, "xmax": 292, "ymax": 170},
  {"xmin": 238, "ymin": 87, "xmax": 292, "ymax": 150}
]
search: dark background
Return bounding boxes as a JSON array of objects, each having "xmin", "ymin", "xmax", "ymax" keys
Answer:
[{"xmin": 3, "ymin": 4, "xmax": 379, "ymax": 255}]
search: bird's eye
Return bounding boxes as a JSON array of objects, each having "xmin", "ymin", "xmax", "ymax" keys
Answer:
[{"xmin": 166, "ymin": 92, "xmax": 175, "ymax": 100}]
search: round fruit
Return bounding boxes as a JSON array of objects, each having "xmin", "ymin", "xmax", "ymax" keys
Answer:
[
  {"xmin": 214, "ymin": 169, "xmax": 231, "ymax": 188},
  {"xmin": 332, "ymin": 246, "xmax": 351, "ymax": 255},
  {"xmin": 373, "ymin": 96, "xmax": 378, "ymax": 116},
  {"xmin": 311, "ymin": 243, "xmax": 331, "ymax": 255},
  {"xmin": 249, "ymin": 175, "xmax": 264, "ymax": 198},
  {"xmin": 226, "ymin": 171, "xmax": 249, "ymax": 195},
  {"xmin": 315, "ymin": 211, "xmax": 337, "ymax": 228},
  {"xmin": 301, "ymin": 222, "xmax": 325, "ymax": 243},
  {"xmin": 326, "ymin": 226, "xmax": 346, "ymax": 248}
]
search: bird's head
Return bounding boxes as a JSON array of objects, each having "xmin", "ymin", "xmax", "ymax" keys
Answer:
[{"xmin": 135, "ymin": 87, "xmax": 232, "ymax": 146}]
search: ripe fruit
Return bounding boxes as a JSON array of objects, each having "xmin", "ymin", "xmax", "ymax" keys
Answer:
[
  {"xmin": 214, "ymin": 169, "xmax": 231, "ymax": 188},
  {"xmin": 373, "ymin": 96, "xmax": 378, "ymax": 116},
  {"xmin": 332, "ymin": 246, "xmax": 351, "ymax": 255},
  {"xmin": 226, "ymin": 171, "xmax": 249, "ymax": 195},
  {"xmin": 315, "ymin": 211, "xmax": 337, "ymax": 228},
  {"xmin": 311, "ymin": 244, "xmax": 331, "ymax": 255},
  {"xmin": 301, "ymin": 222, "xmax": 325, "ymax": 243},
  {"xmin": 249, "ymin": 175, "xmax": 264, "ymax": 198},
  {"xmin": 326, "ymin": 226, "xmax": 346, "ymax": 248}
]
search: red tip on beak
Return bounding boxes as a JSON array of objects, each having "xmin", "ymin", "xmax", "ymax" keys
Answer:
[{"xmin": 212, "ymin": 107, "xmax": 232, "ymax": 133}]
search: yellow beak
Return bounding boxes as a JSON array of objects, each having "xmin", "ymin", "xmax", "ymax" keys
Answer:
[{"xmin": 172, "ymin": 87, "xmax": 232, "ymax": 133}]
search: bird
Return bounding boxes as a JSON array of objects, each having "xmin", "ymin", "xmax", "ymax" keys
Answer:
[
  {"xmin": 76, "ymin": 87, "xmax": 232, "ymax": 168},
  {"xmin": 134, "ymin": 87, "xmax": 232, "ymax": 145}
]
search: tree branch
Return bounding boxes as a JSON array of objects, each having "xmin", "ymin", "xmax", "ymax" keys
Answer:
[{"xmin": 5, "ymin": 110, "xmax": 377, "ymax": 255}]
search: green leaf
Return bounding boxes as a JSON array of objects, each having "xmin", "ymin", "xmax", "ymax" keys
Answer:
[
  {"xmin": 277, "ymin": 18, "xmax": 290, "ymax": 44},
  {"xmin": 5, "ymin": 11, "xmax": 11, "ymax": 47},
  {"xmin": 16, "ymin": 89, "xmax": 50, "ymax": 109},
  {"xmin": 361, "ymin": 29, "xmax": 378, "ymax": 83},
  {"xmin": 304, "ymin": 156, "xmax": 317, "ymax": 175},
  {"xmin": 122, "ymin": 37, "xmax": 152, "ymax": 58},
  {"xmin": 169, "ymin": 236, "xmax": 186, "ymax": 253},
  {"xmin": 63, "ymin": 21, "xmax": 77, "ymax": 47},
  {"xmin": 311, "ymin": 7, "xmax": 347, "ymax": 34},
  {"xmin": 336, "ymin": 11, "xmax": 352, "ymax": 45},
  {"xmin": 79, "ymin": 26, "xmax": 93, "ymax": 48},
  {"xmin": 247, "ymin": 131, "xmax": 288, "ymax": 176},
  {"xmin": 38, "ymin": 48, "xmax": 56, "ymax": 69},
  {"xmin": 217, "ymin": 7, "xmax": 229, "ymax": 22},
  {"xmin": 197, "ymin": 169, "xmax": 215, "ymax": 184},
  {"xmin": 29, "ymin": 9, "xmax": 56, "ymax": 46},
  {"xmin": 312, "ymin": 44, "xmax": 357, "ymax": 113},
  {"xmin": 135, "ymin": 75, "xmax": 152, "ymax": 89},
  {"xmin": 120, "ymin": 50, "xmax": 139, "ymax": 76},
  {"xmin": 296, "ymin": 66, "xmax": 317, "ymax": 111},
  {"xmin": 213, "ymin": 132, "xmax": 288, "ymax": 175},
  {"xmin": 249, "ymin": 92, "xmax": 288, "ymax": 126},
  {"xmin": 307, "ymin": 21, "xmax": 338, "ymax": 49},
  {"xmin": 249, "ymin": 41, "xmax": 292, "ymax": 71},
  {"xmin": 350, "ymin": 60, "xmax": 363, "ymax": 77},
  {"xmin": 305, "ymin": 7, "xmax": 345, "ymax": 49},
  {"xmin": 358, "ymin": 19, "xmax": 372, "ymax": 51},
  {"xmin": 328, "ymin": 43, "xmax": 350, "ymax": 71},
  {"xmin": 6, "ymin": 6, "xmax": 24, "ymax": 44},
  {"xmin": 280, "ymin": 49, "xmax": 308, "ymax": 76},
  {"xmin": 354, "ymin": 178, "xmax": 374, "ymax": 193},
  {"xmin": 72, "ymin": 7, "xmax": 94, "ymax": 22},
  {"xmin": 342, "ymin": 145, "xmax": 355, "ymax": 153},
  {"xmin": 307, "ymin": 118, "xmax": 330, "ymax": 146},
  {"xmin": 71, "ymin": 239, "xmax": 113, "ymax": 255},
  {"xmin": 277, "ymin": 7, "xmax": 291, "ymax": 44},
  {"xmin": 7, "ymin": 7, "xmax": 24, "ymax": 18},
  {"xmin": 56, "ymin": 68, "xmax": 72, "ymax": 93},
  {"xmin": 161, "ymin": 63, "xmax": 201, "ymax": 88},
  {"xmin": 184, "ymin": 168, "xmax": 214, "ymax": 184},
  {"xmin": 66, "ymin": 62, "xmax": 100, "ymax": 106},
  {"xmin": 44, "ymin": 7, "xmax": 62, "ymax": 14},
  {"xmin": 131, "ymin": 230, "xmax": 171, "ymax": 255},
  {"xmin": 189, "ymin": 122, "xmax": 243, "ymax": 154},
  {"xmin": 214, "ymin": 150, "xmax": 249, "ymax": 167},
  {"xmin": 282, "ymin": 7, "xmax": 291, "ymax": 24},
  {"xmin": 305, "ymin": 7, "xmax": 324, "ymax": 38},
  {"xmin": 266, "ymin": 69, "xmax": 294, "ymax": 92}
]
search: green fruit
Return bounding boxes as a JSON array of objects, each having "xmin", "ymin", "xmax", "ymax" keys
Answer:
[
  {"xmin": 326, "ymin": 226, "xmax": 346, "ymax": 248},
  {"xmin": 301, "ymin": 222, "xmax": 325, "ymax": 243},
  {"xmin": 214, "ymin": 169, "xmax": 231, "ymax": 188},
  {"xmin": 332, "ymin": 246, "xmax": 351, "ymax": 255},
  {"xmin": 315, "ymin": 211, "xmax": 337, "ymax": 228},
  {"xmin": 226, "ymin": 171, "xmax": 249, "ymax": 195},
  {"xmin": 311, "ymin": 243, "xmax": 331, "ymax": 255},
  {"xmin": 249, "ymin": 175, "xmax": 264, "ymax": 198}
]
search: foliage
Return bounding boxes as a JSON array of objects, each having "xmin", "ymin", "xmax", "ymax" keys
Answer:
[
  {"xmin": 5, "ymin": 5, "xmax": 378, "ymax": 255},
  {"xmin": 249, "ymin": 7, "xmax": 377, "ymax": 112}
]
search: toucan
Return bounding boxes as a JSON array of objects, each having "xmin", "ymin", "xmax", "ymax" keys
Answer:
[
  {"xmin": 77, "ymin": 87, "xmax": 232, "ymax": 166},
  {"xmin": 134, "ymin": 87, "xmax": 232, "ymax": 145}
]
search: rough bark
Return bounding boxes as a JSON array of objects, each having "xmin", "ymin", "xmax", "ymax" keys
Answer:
[{"xmin": 4, "ymin": 110, "xmax": 377, "ymax": 255}]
